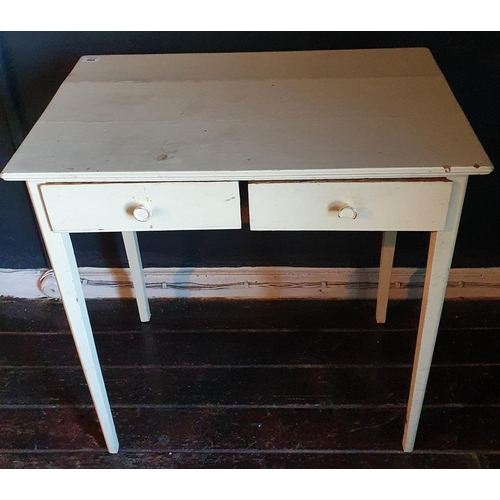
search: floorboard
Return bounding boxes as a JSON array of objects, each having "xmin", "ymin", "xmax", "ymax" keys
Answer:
[
  {"xmin": 0, "ymin": 451, "xmax": 479, "ymax": 469},
  {"xmin": 0, "ymin": 298, "xmax": 499, "ymax": 468}
]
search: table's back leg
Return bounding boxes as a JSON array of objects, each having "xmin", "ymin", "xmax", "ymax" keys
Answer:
[
  {"xmin": 26, "ymin": 181, "xmax": 119, "ymax": 453},
  {"xmin": 122, "ymin": 231, "xmax": 151, "ymax": 322},
  {"xmin": 402, "ymin": 175, "xmax": 468, "ymax": 452},
  {"xmin": 376, "ymin": 231, "xmax": 397, "ymax": 324}
]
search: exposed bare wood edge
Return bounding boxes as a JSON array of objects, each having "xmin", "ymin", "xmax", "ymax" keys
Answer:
[
  {"xmin": 1, "ymin": 166, "xmax": 493, "ymax": 182},
  {"xmin": 248, "ymin": 178, "xmax": 452, "ymax": 184}
]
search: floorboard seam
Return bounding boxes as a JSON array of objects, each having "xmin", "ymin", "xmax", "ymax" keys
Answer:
[
  {"xmin": 0, "ymin": 449, "xmax": 485, "ymax": 455},
  {"xmin": 3, "ymin": 363, "xmax": 500, "ymax": 369},
  {"xmin": 1, "ymin": 403, "xmax": 499, "ymax": 409}
]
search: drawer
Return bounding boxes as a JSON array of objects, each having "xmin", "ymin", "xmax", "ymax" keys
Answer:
[
  {"xmin": 248, "ymin": 180, "xmax": 452, "ymax": 231},
  {"xmin": 41, "ymin": 182, "xmax": 241, "ymax": 232}
]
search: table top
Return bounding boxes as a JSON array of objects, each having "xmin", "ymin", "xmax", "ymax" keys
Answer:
[{"xmin": 1, "ymin": 48, "xmax": 493, "ymax": 182}]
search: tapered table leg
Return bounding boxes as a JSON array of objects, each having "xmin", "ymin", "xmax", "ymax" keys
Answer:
[
  {"xmin": 122, "ymin": 231, "xmax": 151, "ymax": 322},
  {"xmin": 376, "ymin": 231, "xmax": 397, "ymax": 324},
  {"xmin": 403, "ymin": 176, "xmax": 468, "ymax": 452},
  {"xmin": 27, "ymin": 181, "xmax": 119, "ymax": 453}
]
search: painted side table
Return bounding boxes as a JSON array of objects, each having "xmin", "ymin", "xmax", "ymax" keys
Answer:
[{"xmin": 1, "ymin": 48, "xmax": 493, "ymax": 453}]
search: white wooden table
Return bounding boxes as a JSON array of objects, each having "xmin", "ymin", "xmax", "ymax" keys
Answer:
[{"xmin": 0, "ymin": 49, "xmax": 493, "ymax": 453}]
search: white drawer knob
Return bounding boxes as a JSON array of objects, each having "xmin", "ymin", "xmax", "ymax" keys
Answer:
[
  {"xmin": 133, "ymin": 205, "xmax": 152, "ymax": 222},
  {"xmin": 338, "ymin": 205, "xmax": 357, "ymax": 219}
]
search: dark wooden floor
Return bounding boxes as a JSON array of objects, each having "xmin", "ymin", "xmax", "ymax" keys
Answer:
[{"xmin": 1, "ymin": 298, "xmax": 500, "ymax": 468}]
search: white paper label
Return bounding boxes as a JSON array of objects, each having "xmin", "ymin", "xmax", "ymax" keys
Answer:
[{"xmin": 81, "ymin": 56, "xmax": 100, "ymax": 63}]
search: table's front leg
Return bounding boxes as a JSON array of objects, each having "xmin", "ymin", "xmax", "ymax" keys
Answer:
[
  {"xmin": 402, "ymin": 175, "xmax": 468, "ymax": 452},
  {"xmin": 26, "ymin": 181, "xmax": 119, "ymax": 453}
]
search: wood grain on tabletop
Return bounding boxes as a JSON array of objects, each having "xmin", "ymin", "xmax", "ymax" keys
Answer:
[{"xmin": 1, "ymin": 49, "xmax": 492, "ymax": 182}]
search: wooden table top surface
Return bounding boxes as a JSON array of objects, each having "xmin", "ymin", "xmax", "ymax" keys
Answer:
[{"xmin": 1, "ymin": 48, "xmax": 493, "ymax": 182}]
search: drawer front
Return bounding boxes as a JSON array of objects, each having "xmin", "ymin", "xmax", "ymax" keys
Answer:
[
  {"xmin": 41, "ymin": 182, "xmax": 241, "ymax": 232},
  {"xmin": 248, "ymin": 181, "xmax": 452, "ymax": 231}
]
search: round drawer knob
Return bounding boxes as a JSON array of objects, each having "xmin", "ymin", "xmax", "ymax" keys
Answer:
[
  {"xmin": 338, "ymin": 205, "xmax": 357, "ymax": 219},
  {"xmin": 133, "ymin": 205, "xmax": 152, "ymax": 222}
]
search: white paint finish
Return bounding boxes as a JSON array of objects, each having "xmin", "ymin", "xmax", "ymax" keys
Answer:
[
  {"xmin": 376, "ymin": 231, "xmax": 397, "ymax": 324},
  {"xmin": 122, "ymin": 232, "xmax": 151, "ymax": 322},
  {"xmin": 3, "ymin": 115, "xmax": 490, "ymax": 183},
  {"xmin": 0, "ymin": 50, "xmax": 493, "ymax": 453},
  {"xmin": 5, "ymin": 266, "xmax": 500, "ymax": 300},
  {"xmin": 1, "ymin": 49, "xmax": 492, "ymax": 182},
  {"xmin": 248, "ymin": 181, "xmax": 453, "ymax": 231},
  {"xmin": 40, "ymin": 78, "xmax": 461, "ymax": 123},
  {"xmin": 402, "ymin": 176, "xmax": 468, "ymax": 453},
  {"xmin": 67, "ymin": 49, "xmax": 442, "ymax": 83},
  {"xmin": 25, "ymin": 181, "xmax": 119, "ymax": 453},
  {"xmin": 40, "ymin": 181, "xmax": 241, "ymax": 232}
]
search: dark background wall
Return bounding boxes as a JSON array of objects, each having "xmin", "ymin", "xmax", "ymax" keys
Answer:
[{"xmin": 1, "ymin": 32, "xmax": 499, "ymax": 270}]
